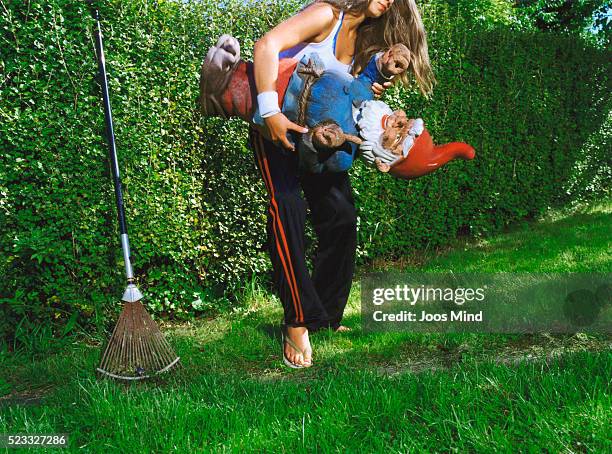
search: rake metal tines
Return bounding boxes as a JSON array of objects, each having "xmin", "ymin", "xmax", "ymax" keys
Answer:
[{"xmin": 97, "ymin": 301, "xmax": 180, "ymax": 381}]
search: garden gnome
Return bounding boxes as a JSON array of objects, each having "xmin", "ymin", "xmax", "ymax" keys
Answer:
[{"xmin": 199, "ymin": 35, "xmax": 475, "ymax": 178}]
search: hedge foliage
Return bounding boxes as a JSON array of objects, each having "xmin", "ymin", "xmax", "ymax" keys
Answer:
[{"xmin": 1, "ymin": 0, "xmax": 610, "ymax": 342}]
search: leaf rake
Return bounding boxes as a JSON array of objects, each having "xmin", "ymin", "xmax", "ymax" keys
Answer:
[{"xmin": 89, "ymin": 3, "xmax": 180, "ymax": 381}]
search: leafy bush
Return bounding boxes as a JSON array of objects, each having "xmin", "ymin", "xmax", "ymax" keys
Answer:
[{"xmin": 1, "ymin": 0, "xmax": 609, "ymax": 343}]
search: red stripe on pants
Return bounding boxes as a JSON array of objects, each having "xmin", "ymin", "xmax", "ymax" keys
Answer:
[{"xmin": 251, "ymin": 129, "xmax": 304, "ymax": 323}]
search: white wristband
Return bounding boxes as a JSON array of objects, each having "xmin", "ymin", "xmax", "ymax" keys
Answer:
[
  {"xmin": 261, "ymin": 108, "xmax": 281, "ymax": 119},
  {"xmin": 257, "ymin": 91, "xmax": 281, "ymax": 118}
]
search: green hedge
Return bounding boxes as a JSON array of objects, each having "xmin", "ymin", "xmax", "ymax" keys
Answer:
[{"xmin": 1, "ymin": 0, "xmax": 610, "ymax": 343}]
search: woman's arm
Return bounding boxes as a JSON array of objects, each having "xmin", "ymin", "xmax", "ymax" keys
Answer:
[{"xmin": 253, "ymin": 3, "xmax": 337, "ymax": 150}]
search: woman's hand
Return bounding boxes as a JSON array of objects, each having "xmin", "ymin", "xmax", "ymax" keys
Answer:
[
  {"xmin": 372, "ymin": 81, "xmax": 393, "ymax": 98},
  {"xmin": 264, "ymin": 112, "xmax": 309, "ymax": 151}
]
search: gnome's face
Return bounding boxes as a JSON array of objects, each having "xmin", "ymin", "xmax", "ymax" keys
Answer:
[
  {"xmin": 357, "ymin": 100, "xmax": 424, "ymax": 172},
  {"xmin": 380, "ymin": 110, "xmax": 412, "ymax": 157}
]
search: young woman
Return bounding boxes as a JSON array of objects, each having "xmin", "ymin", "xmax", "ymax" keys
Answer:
[{"xmin": 250, "ymin": 0, "xmax": 434, "ymax": 368}]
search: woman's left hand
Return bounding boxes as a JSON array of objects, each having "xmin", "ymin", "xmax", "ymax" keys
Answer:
[{"xmin": 372, "ymin": 81, "xmax": 393, "ymax": 98}]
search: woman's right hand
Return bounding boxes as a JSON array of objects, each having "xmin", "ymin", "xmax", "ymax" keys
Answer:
[{"xmin": 264, "ymin": 112, "xmax": 309, "ymax": 151}]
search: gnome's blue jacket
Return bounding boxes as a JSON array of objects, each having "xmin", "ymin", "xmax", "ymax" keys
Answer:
[{"xmin": 254, "ymin": 52, "xmax": 388, "ymax": 173}]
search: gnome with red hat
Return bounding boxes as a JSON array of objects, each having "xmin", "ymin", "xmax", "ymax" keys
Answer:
[
  {"xmin": 199, "ymin": 35, "xmax": 475, "ymax": 179},
  {"xmin": 355, "ymin": 100, "xmax": 476, "ymax": 179}
]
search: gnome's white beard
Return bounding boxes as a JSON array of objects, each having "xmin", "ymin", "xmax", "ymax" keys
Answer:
[
  {"xmin": 356, "ymin": 100, "xmax": 393, "ymax": 146},
  {"xmin": 355, "ymin": 100, "xmax": 399, "ymax": 165},
  {"xmin": 355, "ymin": 100, "xmax": 426, "ymax": 165}
]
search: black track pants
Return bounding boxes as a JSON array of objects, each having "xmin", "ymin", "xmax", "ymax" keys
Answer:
[{"xmin": 249, "ymin": 127, "xmax": 357, "ymax": 331}]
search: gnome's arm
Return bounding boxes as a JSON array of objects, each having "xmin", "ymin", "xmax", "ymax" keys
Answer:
[
  {"xmin": 357, "ymin": 44, "xmax": 411, "ymax": 87},
  {"xmin": 348, "ymin": 43, "xmax": 411, "ymax": 109}
]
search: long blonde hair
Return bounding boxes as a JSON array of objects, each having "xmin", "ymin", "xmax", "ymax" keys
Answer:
[{"xmin": 305, "ymin": 0, "xmax": 435, "ymax": 96}]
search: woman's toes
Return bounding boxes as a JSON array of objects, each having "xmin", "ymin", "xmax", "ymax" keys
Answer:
[
  {"xmin": 336, "ymin": 325, "xmax": 352, "ymax": 332},
  {"xmin": 302, "ymin": 347, "xmax": 313, "ymax": 366},
  {"xmin": 293, "ymin": 352, "xmax": 304, "ymax": 366},
  {"xmin": 296, "ymin": 354, "xmax": 306, "ymax": 367},
  {"xmin": 285, "ymin": 346, "xmax": 302, "ymax": 366},
  {"xmin": 285, "ymin": 347, "xmax": 295, "ymax": 365}
]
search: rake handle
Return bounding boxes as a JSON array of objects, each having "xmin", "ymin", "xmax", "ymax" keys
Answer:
[
  {"xmin": 90, "ymin": 3, "xmax": 134, "ymax": 281},
  {"xmin": 91, "ymin": 8, "xmax": 127, "ymax": 236}
]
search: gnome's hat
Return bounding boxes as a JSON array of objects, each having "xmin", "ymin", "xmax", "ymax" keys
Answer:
[{"xmin": 390, "ymin": 128, "xmax": 476, "ymax": 180}]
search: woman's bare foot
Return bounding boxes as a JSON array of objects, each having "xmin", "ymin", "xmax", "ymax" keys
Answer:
[
  {"xmin": 335, "ymin": 325, "xmax": 352, "ymax": 333},
  {"xmin": 285, "ymin": 326, "xmax": 313, "ymax": 367}
]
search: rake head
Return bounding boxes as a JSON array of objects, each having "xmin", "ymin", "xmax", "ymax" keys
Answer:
[{"xmin": 97, "ymin": 300, "xmax": 180, "ymax": 381}]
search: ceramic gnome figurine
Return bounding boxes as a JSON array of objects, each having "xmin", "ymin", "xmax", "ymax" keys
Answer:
[{"xmin": 198, "ymin": 34, "xmax": 475, "ymax": 178}]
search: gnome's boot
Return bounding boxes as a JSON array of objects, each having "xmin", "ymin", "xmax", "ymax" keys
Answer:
[
  {"xmin": 198, "ymin": 34, "xmax": 242, "ymax": 118},
  {"xmin": 198, "ymin": 35, "xmax": 299, "ymax": 122}
]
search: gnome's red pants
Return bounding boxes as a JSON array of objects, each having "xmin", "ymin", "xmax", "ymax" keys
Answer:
[
  {"xmin": 249, "ymin": 128, "xmax": 357, "ymax": 330},
  {"xmin": 213, "ymin": 59, "xmax": 297, "ymax": 124}
]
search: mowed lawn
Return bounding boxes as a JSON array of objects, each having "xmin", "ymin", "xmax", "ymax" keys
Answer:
[{"xmin": 1, "ymin": 202, "xmax": 610, "ymax": 452}]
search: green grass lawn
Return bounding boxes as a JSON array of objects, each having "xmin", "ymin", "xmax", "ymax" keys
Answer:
[{"xmin": 1, "ymin": 202, "xmax": 610, "ymax": 452}]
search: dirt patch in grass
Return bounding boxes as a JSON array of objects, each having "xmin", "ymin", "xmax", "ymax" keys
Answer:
[{"xmin": 0, "ymin": 385, "xmax": 53, "ymax": 408}]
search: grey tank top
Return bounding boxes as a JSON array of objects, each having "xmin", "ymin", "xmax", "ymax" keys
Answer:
[{"xmin": 279, "ymin": 10, "xmax": 353, "ymax": 74}]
